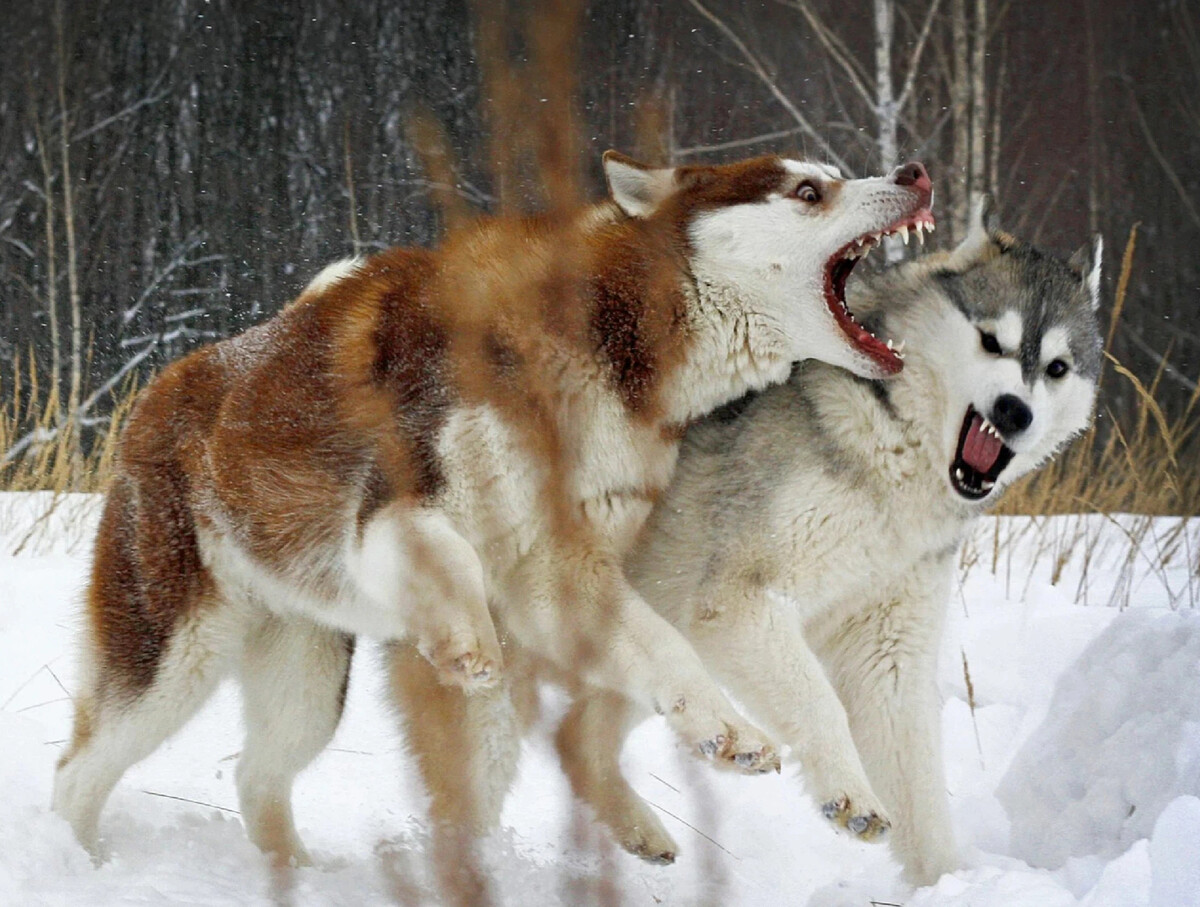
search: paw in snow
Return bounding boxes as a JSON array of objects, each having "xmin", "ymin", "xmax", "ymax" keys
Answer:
[
  {"xmin": 821, "ymin": 794, "xmax": 891, "ymax": 841},
  {"xmin": 694, "ymin": 726, "xmax": 781, "ymax": 774},
  {"xmin": 622, "ymin": 826, "xmax": 678, "ymax": 865}
]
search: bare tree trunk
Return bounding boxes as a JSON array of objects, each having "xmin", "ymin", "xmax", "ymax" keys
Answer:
[
  {"xmin": 55, "ymin": 0, "xmax": 82, "ymax": 423},
  {"xmin": 668, "ymin": 83, "xmax": 677, "ymax": 166},
  {"xmin": 951, "ymin": 0, "xmax": 970, "ymax": 241},
  {"xmin": 1085, "ymin": 0, "xmax": 1101, "ymax": 236},
  {"xmin": 874, "ymin": 0, "xmax": 898, "ymax": 171},
  {"xmin": 31, "ymin": 111, "xmax": 61, "ymax": 398},
  {"xmin": 969, "ymin": 0, "xmax": 988, "ymax": 213},
  {"xmin": 874, "ymin": 0, "xmax": 904, "ymax": 262},
  {"xmin": 989, "ymin": 36, "xmax": 1005, "ymax": 201},
  {"xmin": 344, "ymin": 118, "xmax": 362, "ymax": 256}
]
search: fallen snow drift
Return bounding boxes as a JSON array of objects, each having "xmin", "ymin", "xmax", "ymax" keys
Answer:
[
  {"xmin": 998, "ymin": 609, "xmax": 1200, "ymax": 869},
  {"xmin": 1, "ymin": 492, "xmax": 1197, "ymax": 906}
]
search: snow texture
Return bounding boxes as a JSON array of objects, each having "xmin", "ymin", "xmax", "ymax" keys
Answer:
[
  {"xmin": 998, "ymin": 609, "xmax": 1200, "ymax": 870},
  {"xmin": 1, "ymin": 492, "xmax": 1198, "ymax": 906}
]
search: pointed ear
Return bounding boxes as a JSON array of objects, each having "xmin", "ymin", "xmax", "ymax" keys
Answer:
[
  {"xmin": 602, "ymin": 150, "xmax": 678, "ymax": 218},
  {"xmin": 1069, "ymin": 234, "xmax": 1104, "ymax": 311},
  {"xmin": 942, "ymin": 194, "xmax": 1007, "ymax": 271}
]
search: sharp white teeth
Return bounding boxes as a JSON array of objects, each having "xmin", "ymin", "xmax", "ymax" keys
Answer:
[
  {"xmin": 915, "ymin": 227, "xmax": 925, "ymax": 245},
  {"xmin": 886, "ymin": 339, "xmax": 894, "ymax": 350},
  {"xmin": 955, "ymin": 467, "xmax": 965, "ymax": 481},
  {"xmin": 928, "ymin": 221, "xmax": 935, "ymax": 232},
  {"xmin": 898, "ymin": 225, "xmax": 909, "ymax": 245},
  {"xmin": 981, "ymin": 479, "xmax": 995, "ymax": 490},
  {"xmin": 895, "ymin": 339, "xmax": 906, "ymax": 354}
]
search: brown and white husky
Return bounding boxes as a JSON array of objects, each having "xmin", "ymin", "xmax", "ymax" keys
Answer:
[{"xmin": 52, "ymin": 150, "xmax": 933, "ymax": 864}]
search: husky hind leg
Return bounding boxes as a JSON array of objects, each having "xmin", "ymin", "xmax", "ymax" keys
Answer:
[
  {"xmin": 51, "ymin": 605, "xmax": 242, "ymax": 856},
  {"xmin": 52, "ymin": 474, "xmax": 240, "ymax": 856},
  {"xmin": 235, "ymin": 614, "xmax": 354, "ymax": 866}
]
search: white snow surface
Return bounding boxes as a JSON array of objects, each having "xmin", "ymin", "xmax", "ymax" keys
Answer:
[
  {"xmin": 998, "ymin": 609, "xmax": 1200, "ymax": 870},
  {"xmin": 1, "ymin": 492, "xmax": 1198, "ymax": 906}
]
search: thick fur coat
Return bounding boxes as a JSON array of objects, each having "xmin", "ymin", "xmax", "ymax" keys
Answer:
[
  {"xmin": 53, "ymin": 151, "xmax": 933, "ymax": 863},
  {"xmin": 554, "ymin": 200, "xmax": 1104, "ymax": 885},
  {"xmin": 385, "ymin": 200, "xmax": 1101, "ymax": 887}
]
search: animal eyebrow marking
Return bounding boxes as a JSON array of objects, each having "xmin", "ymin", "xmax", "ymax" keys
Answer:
[{"xmin": 933, "ymin": 272, "xmax": 971, "ymax": 317}]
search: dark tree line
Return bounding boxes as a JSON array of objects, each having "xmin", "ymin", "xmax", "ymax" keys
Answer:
[{"xmin": 1, "ymin": 0, "xmax": 1197, "ymax": 448}]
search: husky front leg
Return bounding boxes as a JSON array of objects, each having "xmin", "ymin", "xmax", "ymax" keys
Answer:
[
  {"xmin": 686, "ymin": 594, "xmax": 891, "ymax": 840},
  {"xmin": 349, "ymin": 504, "xmax": 502, "ymax": 689},
  {"xmin": 811, "ymin": 563, "xmax": 958, "ymax": 886},
  {"xmin": 501, "ymin": 545, "xmax": 779, "ymax": 774}
]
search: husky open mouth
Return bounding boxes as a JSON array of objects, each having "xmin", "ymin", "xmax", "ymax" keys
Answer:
[
  {"xmin": 950, "ymin": 405, "xmax": 1015, "ymax": 500},
  {"xmin": 824, "ymin": 212, "xmax": 935, "ymax": 375}
]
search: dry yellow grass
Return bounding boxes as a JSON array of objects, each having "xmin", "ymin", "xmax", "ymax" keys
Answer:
[{"xmin": 0, "ymin": 349, "xmax": 136, "ymax": 494}]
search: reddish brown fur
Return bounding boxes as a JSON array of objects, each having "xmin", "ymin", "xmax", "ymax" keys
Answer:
[
  {"xmin": 86, "ymin": 156, "xmax": 797, "ymax": 696},
  {"xmin": 671, "ymin": 156, "xmax": 790, "ymax": 216},
  {"xmin": 86, "ymin": 347, "xmax": 225, "ymax": 698}
]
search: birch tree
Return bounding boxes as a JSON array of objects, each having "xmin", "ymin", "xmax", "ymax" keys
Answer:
[{"xmin": 54, "ymin": 0, "xmax": 82, "ymax": 423}]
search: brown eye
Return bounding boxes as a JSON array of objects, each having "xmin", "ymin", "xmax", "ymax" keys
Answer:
[
  {"xmin": 795, "ymin": 181, "xmax": 821, "ymax": 203},
  {"xmin": 1046, "ymin": 359, "xmax": 1069, "ymax": 379},
  {"xmin": 980, "ymin": 331, "xmax": 1002, "ymax": 355}
]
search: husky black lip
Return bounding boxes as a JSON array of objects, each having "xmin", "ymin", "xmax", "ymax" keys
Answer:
[
  {"xmin": 823, "ymin": 208, "xmax": 935, "ymax": 375},
  {"xmin": 950, "ymin": 405, "xmax": 1015, "ymax": 501}
]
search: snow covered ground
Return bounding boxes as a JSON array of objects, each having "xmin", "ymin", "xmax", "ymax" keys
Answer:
[{"xmin": 1, "ymin": 492, "xmax": 1198, "ymax": 906}]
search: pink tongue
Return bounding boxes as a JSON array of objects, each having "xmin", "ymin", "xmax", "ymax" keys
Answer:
[{"xmin": 962, "ymin": 414, "xmax": 1002, "ymax": 472}]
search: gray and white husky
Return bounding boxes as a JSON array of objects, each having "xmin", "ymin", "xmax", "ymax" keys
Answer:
[{"xmin": 553, "ymin": 198, "xmax": 1104, "ymax": 886}]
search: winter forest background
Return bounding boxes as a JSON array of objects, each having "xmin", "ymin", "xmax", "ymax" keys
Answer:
[
  {"xmin": 3, "ymin": 4, "xmax": 1200, "ymax": 904},
  {"xmin": 1, "ymin": 0, "xmax": 1198, "ymax": 499}
]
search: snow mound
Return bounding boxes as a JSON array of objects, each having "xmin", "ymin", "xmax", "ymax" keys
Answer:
[
  {"xmin": 1148, "ymin": 795, "xmax": 1200, "ymax": 907},
  {"xmin": 997, "ymin": 610, "xmax": 1200, "ymax": 870}
]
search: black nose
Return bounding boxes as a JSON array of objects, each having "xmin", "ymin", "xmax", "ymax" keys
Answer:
[{"xmin": 990, "ymin": 394, "xmax": 1033, "ymax": 435}]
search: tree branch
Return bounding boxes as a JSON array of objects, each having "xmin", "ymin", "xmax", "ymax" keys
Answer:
[
  {"xmin": 895, "ymin": 0, "xmax": 943, "ymax": 112},
  {"xmin": 686, "ymin": 0, "xmax": 853, "ymax": 173},
  {"xmin": 1129, "ymin": 88, "xmax": 1200, "ymax": 231},
  {"xmin": 674, "ymin": 125, "xmax": 810, "ymax": 157},
  {"xmin": 776, "ymin": 0, "xmax": 875, "ymax": 110}
]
